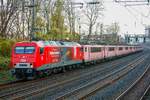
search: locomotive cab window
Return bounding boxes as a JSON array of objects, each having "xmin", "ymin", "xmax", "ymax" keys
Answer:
[
  {"xmin": 15, "ymin": 47, "xmax": 24, "ymax": 54},
  {"xmin": 15, "ymin": 46, "xmax": 35, "ymax": 54}
]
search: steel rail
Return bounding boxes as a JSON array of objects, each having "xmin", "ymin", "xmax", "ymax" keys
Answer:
[
  {"xmin": 116, "ymin": 63, "xmax": 150, "ymax": 100},
  {"xmin": 0, "ymin": 52, "xmax": 143, "ymax": 90},
  {"xmin": 0, "ymin": 54, "xmax": 136, "ymax": 99},
  {"xmin": 55, "ymin": 55, "xmax": 147, "ymax": 100},
  {"xmin": 4, "ymin": 56, "xmax": 143, "ymax": 99},
  {"xmin": 0, "ymin": 52, "xmax": 145, "ymax": 97},
  {"xmin": 140, "ymin": 85, "xmax": 150, "ymax": 100}
]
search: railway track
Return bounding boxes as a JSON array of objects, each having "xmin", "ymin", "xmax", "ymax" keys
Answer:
[
  {"xmin": 55, "ymin": 55, "xmax": 148, "ymax": 100},
  {"xmin": 0, "ymin": 59, "xmax": 123, "ymax": 90},
  {"xmin": 29, "ymin": 55, "xmax": 147, "ymax": 100},
  {"xmin": 0, "ymin": 52, "xmax": 143, "ymax": 90},
  {"xmin": 116, "ymin": 64, "xmax": 150, "ymax": 100},
  {"xmin": 0, "ymin": 52, "xmax": 146, "ymax": 100},
  {"xmin": 0, "ymin": 52, "xmax": 142, "ymax": 90},
  {"xmin": 141, "ymin": 85, "xmax": 150, "ymax": 100}
]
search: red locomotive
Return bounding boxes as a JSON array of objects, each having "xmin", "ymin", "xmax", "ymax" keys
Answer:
[{"xmin": 10, "ymin": 41, "xmax": 142, "ymax": 79}]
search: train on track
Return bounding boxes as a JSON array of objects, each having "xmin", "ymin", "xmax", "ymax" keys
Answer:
[{"xmin": 10, "ymin": 41, "xmax": 143, "ymax": 79}]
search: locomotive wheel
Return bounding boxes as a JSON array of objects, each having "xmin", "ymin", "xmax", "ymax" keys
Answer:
[
  {"xmin": 76, "ymin": 64, "xmax": 81, "ymax": 69},
  {"xmin": 93, "ymin": 61, "xmax": 96, "ymax": 65},
  {"xmin": 72, "ymin": 65, "xmax": 76, "ymax": 69},
  {"xmin": 37, "ymin": 71, "xmax": 44, "ymax": 78},
  {"xmin": 66, "ymin": 66, "xmax": 72, "ymax": 70},
  {"xmin": 46, "ymin": 70, "xmax": 52, "ymax": 76},
  {"xmin": 61, "ymin": 67, "xmax": 66, "ymax": 73},
  {"xmin": 27, "ymin": 72, "xmax": 37, "ymax": 80},
  {"xmin": 16, "ymin": 75, "xmax": 24, "ymax": 80},
  {"xmin": 53, "ymin": 68, "xmax": 59, "ymax": 73},
  {"xmin": 79, "ymin": 65, "xmax": 84, "ymax": 69}
]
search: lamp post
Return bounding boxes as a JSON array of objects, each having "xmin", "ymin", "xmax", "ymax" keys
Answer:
[
  {"xmin": 30, "ymin": 0, "xmax": 36, "ymax": 40},
  {"xmin": 25, "ymin": 0, "xmax": 37, "ymax": 41}
]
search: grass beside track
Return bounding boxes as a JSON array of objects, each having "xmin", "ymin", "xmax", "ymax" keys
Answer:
[
  {"xmin": 0, "ymin": 56, "xmax": 16, "ymax": 84},
  {"xmin": 0, "ymin": 70, "xmax": 15, "ymax": 85}
]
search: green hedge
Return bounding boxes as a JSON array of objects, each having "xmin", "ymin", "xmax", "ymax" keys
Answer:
[
  {"xmin": 0, "ymin": 40, "xmax": 16, "ymax": 57},
  {"xmin": 0, "ymin": 40, "xmax": 16, "ymax": 71},
  {"xmin": 0, "ymin": 57, "xmax": 10, "ymax": 71},
  {"xmin": 0, "ymin": 70, "xmax": 15, "ymax": 84}
]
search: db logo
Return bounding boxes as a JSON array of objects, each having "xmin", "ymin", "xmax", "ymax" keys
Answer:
[
  {"xmin": 22, "ymin": 56, "xmax": 25, "ymax": 58},
  {"xmin": 20, "ymin": 59, "xmax": 26, "ymax": 62}
]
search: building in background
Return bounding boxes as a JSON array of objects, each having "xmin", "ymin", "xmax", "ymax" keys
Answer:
[
  {"xmin": 80, "ymin": 34, "xmax": 123, "ymax": 44},
  {"xmin": 124, "ymin": 34, "xmax": 147, "ymax": 45},
  {"xmin": 145, "ymin": 26, "xmax": 150, "ymax": 38}
]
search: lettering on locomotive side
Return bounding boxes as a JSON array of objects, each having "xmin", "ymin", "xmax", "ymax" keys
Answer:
[
  {"xmin": 52, "ymin": 59, "xmax": 59, "ymax": 62},
  {"xmin": 49, "ymin": 52, "xmax": 60, "ymax": 55}
]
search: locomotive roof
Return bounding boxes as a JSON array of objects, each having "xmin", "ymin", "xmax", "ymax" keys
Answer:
[
  {"xmin": 36, "ymin": 41, "xmax": 81, "ymax": 47},
  {"xmin": 15, "ymin": 41, "xmax": 141, "ymax": 47}
]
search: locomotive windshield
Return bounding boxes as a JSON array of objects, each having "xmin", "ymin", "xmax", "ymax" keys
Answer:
[{"xmin": 15, "ymin": 46, "xmax": 35, "ymax": 54}]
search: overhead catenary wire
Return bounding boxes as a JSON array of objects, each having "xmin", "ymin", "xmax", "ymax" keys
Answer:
[
  {"xmin": 115, "ymin": 0, "xmax": 150, "ymax": 26},
  {"xmin": 114, "ymin": 0, "xmax": 150, "ymax": 6}
]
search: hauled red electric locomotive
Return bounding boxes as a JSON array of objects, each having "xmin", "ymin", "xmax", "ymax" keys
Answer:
[
  {"xmin": 10, "ymin": 41, "xmax": 142, "ymax": 79},
  {"xmin": 10, "ymin": 41, "xmax": 83, "ymax": 79}
]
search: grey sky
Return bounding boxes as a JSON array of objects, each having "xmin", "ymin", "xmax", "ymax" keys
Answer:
[{"xmin": 74, "ymin": 0, "xmax": 150, "ymax": 35}]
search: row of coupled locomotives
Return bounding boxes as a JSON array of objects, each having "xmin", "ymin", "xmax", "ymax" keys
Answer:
[{"xmin": 10, "ymin": 41, "xmax": 143, "ymax": 79}]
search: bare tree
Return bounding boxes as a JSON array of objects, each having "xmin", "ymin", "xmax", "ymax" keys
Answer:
[
  {"xmin": 0, "ymin": 0, "xmax": 31, "ymax": 39},
  {"xmin": 106, "ymin": 22, "xmax": 120, "ymax": 43},
  {"xmin": 82, "ymin": 0, "xmax": 103, "ymax": 39},
  {"xmin": 64, "ymin": 0, "xmax": 75, "ymax": 34},
  {"xmin": 0, "ymin": 0, "xmax": 20, "ymax": 38},
  {"xmin": 36, "ymin": 0, "xmax": 55, "ymax": 32},
  {"xmin": 106, "ymin": 22, "xmax": 120, "ymax": 34}
]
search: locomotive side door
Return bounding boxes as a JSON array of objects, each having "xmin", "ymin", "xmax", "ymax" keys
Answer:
[{"xmin": 39, "ymin": 47, "xmax": 45, "ymax": 65}]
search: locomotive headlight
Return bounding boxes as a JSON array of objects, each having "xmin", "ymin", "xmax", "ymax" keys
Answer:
[
  {"xmin": 14, "ymin": 64, "xmax": 16, "ymax": 68},
  {"xmin": 30, "ymin": 64, "xmax": 33, "ymax": 68}
]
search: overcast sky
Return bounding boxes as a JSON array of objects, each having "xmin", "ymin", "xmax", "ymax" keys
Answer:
[{"xmin": 74, "ymin": 0, "xmax": 150, "ymax": 35}]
